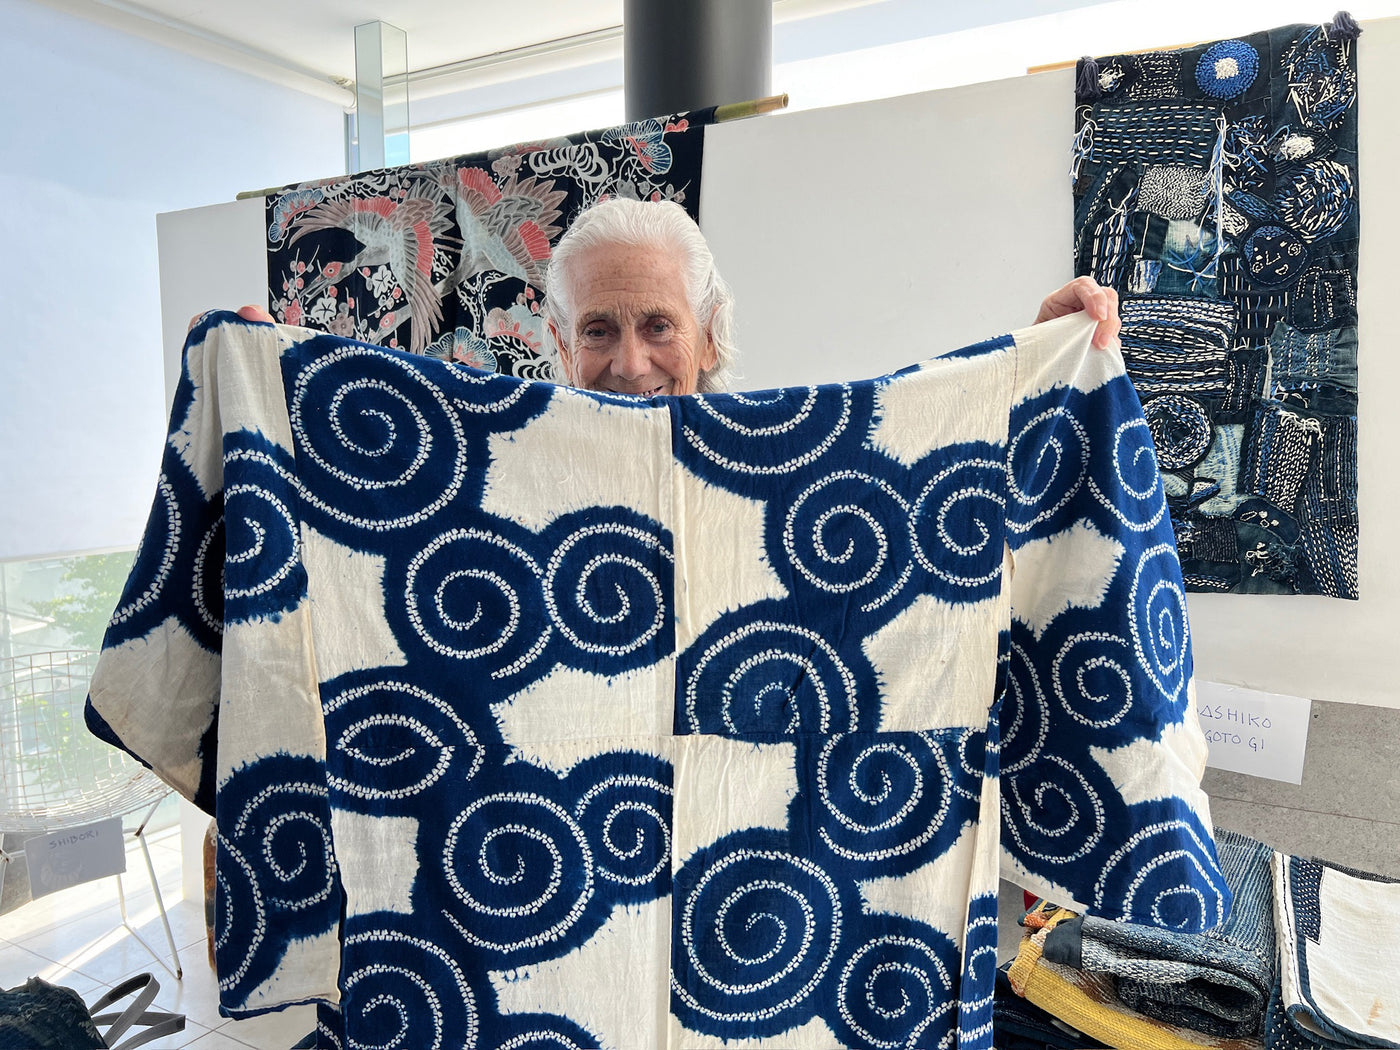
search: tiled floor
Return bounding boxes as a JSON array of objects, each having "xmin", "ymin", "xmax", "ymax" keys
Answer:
[{"xmin": 0, "ymin": 826, "xmax": 314, "ymax": 1048}]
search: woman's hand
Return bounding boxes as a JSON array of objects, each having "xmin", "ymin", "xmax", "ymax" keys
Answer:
[{"xmin": 1036, "ymin": 276, "xmax": 1121, "ymax": 351}]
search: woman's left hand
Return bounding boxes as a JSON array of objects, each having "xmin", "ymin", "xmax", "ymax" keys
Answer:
[{"xmin": 1036, "ymin": 276, "xmax": 1121, "ymax": 351}]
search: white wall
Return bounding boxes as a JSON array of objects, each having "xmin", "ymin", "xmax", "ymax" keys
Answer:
[{"xmin": 0, "ymin": 0, "xmax": 344, "ymax": 562}]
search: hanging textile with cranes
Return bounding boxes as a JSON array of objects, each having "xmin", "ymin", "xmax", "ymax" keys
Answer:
[{"xmin": 263, "ymin": 108, "xmax": 714, "ymax": 376}]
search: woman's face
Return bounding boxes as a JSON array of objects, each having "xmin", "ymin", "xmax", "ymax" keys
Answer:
[{"xmin": 551, "ymin": 241, "xmax": 716, "ymax": 397}]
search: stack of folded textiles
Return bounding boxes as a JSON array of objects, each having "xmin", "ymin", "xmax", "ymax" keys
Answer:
[{"xmin": 1001, "ymin": 828, "xmax": 1400, "ymax": 1050}]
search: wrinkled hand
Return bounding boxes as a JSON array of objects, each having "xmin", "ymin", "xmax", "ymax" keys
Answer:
[
  {"xmin": 186, "ymin": 304, "xmax": 276, "ymax": 331},
  {"xmin": 1035, "ymin": 277, "xmax": 1121, "ymax": 351}
]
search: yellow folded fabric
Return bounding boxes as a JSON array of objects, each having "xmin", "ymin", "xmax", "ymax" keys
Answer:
[{"xmin": 1007, "ymin": 905, "xmax": 1263, "ymax": 1050}]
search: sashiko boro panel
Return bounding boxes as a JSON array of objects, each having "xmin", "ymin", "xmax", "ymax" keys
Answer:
[
  {"xmin": 1073, "ymin": 20, "xmax": 1360, "ymax": 597},
  {"xmin": 264, "ymin": 108, "xmax": 712, "ymax": 376},
  {"xmin": 87, "ymin": 313, "xmax": 1227, "ymax": 1049}
]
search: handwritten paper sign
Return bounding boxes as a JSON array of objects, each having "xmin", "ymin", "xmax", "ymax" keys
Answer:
[
  {"xmin": 25, "ymin": 817, "xmax": 126, "ymax": 898},
  {"xmin": 1195, "ymin": 682, "xmax": 1311, "ymax": 784}
]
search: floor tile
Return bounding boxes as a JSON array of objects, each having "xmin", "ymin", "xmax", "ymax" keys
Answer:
[
  {"xmin": 182, "ymin": 1021, "xmax": 260, "ymax": 1049},
  {"xmin": 219, "ymin": 1002, "xmax": 318, "ymax": 1048},
  {"xmin": 0, "ymin": 937, "xmax": 96, "ymax": 992}
]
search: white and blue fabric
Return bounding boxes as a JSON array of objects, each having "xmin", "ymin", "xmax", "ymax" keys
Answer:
[{"xmin": 87, "ymin": 311, "xmax": 1228, "ymax": 1049}]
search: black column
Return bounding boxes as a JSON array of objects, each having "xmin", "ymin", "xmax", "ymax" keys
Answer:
[{"xmin": 624, "ymin": 0, "xmax": 772, "ymax": 120}]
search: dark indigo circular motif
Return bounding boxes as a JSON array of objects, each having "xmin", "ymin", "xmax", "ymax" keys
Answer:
[
  {"xmin": 1243, "ymin": 225, "xmax": 1308, "ymax": 286},
  {"xmin": 1142, "ymin": 395, "xmax": 1212, "ymax": 471},
  {"xmin": 1195, "ymin": 40, "xmax": 1259, "ymax": 98}
]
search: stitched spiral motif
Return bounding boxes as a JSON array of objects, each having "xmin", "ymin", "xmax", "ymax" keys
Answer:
[
  {"xmin": 572, "ymin": 765, "xmax": 672, "ymax": 894},
  {"xmin": 543, "ymin": 512, "xmax": 673, "ymax": 670},
  {"xmin": 220, "ymin": 443, "xmax": 306, "ymax": 625},
  {"xmin": 1007, "ymin": 407, "xmax": 1089, "ymax": 536},
  {"xmin": 110, "ymin": 474, "xmax": 182, "ymax": 629},
  {"xmin": 681, "ymin": 619, "xmax": 862, "ymax": 735},
  {"xmin": 1142, "ymin": 395, "xmax": 1212, "ymax": 472},
  {"xmin": 833, "ymin": 931, "xmax": 957, "ymax": 1050},
  {"xmin": 1129, "ymin": 544, "xmax": 1190, "ymax": 705},
  {"xmin": 489, "ymin": 1016, "xmax": 601, "ymax": 1050},
  {"xmin": 782, "ymin": 470, "xmax": 913, "ymax": 612},
  {"xmin": 404, "ymin": 528, "xmax": 548, "ymax": 676},
  {"xmin": 441, "ymin": 792, "xmax": 593, "ymax": 956},
  {"xmin": 289, "ymin": 342, "xmax": 468, "ymax": 531},
  {"xmin": 1091, "ymin": 418, "xmax": 1167, "ymax": 531},
  {"xmin": 814, "ymin": 734, "xmax": 955, "ymax": 871},
  {"xmin": 1093, "ymin": 818, "xmax": 1230, "ymax": 930},
  {"xmin": 339, "ymin": 929, "xmax": 480, "ymax": 1050},
  {"xmin": 1052, "ymin": 632, "xmax": 1136, "ymax": 729},
  {"xmin": 1002, "ymin": 753, "xmax": 1107, "ymax": 865},
  {"xmin": 678, "ymin": 386, "xmax": 853, "ymax": 482},
  {"xmin": 910, "ymin": 458, "xmax": 1008, "ymax": 593},
  {"xmin": 672, "ymin": 841, "xmax": 845, "ymax": 1034},
  {"xmin": 215, "ymin": 756, "xmax": 340, "ymax": 1007},
  {"xmin": 999, "ymin": 641, "xmax": 1051, "ymax": 777}
]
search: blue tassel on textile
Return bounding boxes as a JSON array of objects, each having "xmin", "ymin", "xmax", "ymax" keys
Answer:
[
  {"xmin": 1076, "ymin": 56, "xmax": 1101, "ymax": 102},
  {"xmin": 1328, "ymin": 11, "xmax": 1362, "ymax": 39}
]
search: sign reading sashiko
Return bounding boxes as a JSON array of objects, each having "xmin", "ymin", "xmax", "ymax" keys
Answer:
[
  {"xmin": 1073, "ymin": 19, "xmax": 1360, "ymax": 598},
  {"xmin": 264, "ymin": 108, "xmax": 713, "ymax": 375},
  {"xmin": 87, "ymin": 313, "xmax": 1227, "ymax": 1049}
]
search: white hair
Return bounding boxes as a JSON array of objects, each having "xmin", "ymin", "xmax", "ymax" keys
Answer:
[{"xmin": 541, "ymin": 198, "xmax": 738, "ymax": 392}]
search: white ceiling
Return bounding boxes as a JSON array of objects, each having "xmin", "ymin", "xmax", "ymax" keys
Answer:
[{"xmin": 32, "ymin": 0, "xmax": 1113, "ymax": 106}]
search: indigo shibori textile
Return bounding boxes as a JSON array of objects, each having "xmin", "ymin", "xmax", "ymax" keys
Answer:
[
  {"xmin": 265, "ymin": 108, "xmax": 712, "ymax": 372},
  {"xmin": 1074, "ymin": 20, "xmax": 1360, "ymax": 597},
  {"xmin": 87, "ymin": 312, "xmax": 1227, "ymax": 1049}
]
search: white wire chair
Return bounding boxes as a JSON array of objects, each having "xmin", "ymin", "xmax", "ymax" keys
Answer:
[{"xmin": 0, "ymin": 649, "xmax": 183, "ymax": 979}]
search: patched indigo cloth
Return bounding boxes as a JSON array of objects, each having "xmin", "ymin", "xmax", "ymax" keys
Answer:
[
  {"xmin": 1042, "ymin": 827, "xmax": 1275, "ymax": 1038},
  {"xmin": 1271, "ymin": 852, "xmax": 1400, "ymax": 1049},
  {"xmin": 1074, "ymin": 20, "xmax": 1360, "ymax": 598},
  {"xmin": 265, "ymin": 108, "xmax": 712, "ymax": 370},
  {"xmin": 86, "ymin": 312, "xmax": 1228, "ymax": 1049},
  {"xmin": 1009, "ymin": 905, "xmax": 1262, "ymax": 1050}
]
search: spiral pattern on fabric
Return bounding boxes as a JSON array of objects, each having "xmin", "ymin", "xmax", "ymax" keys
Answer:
[
  {"xmin": 910, "ymin": 459, "xmax": 1007, "ymax": 589},
  {"xmin": 544, "ymin": 519, "xmax": 671, "ymax": 663},
  {"xmin": 999, "ymin": 641, "xmax": 1050, "ymax": 776},
  {"xmin": 673, "ymin": 847, "xmax": 843, "ymax": 1028},
  {"xmin": 405, "ymin": 528, "xmax": 548, "ymax": 675},
  {"xmin": 834, "ymin": 932, "xmax": 956, "ymax": 1049},
  {"xmin": 442, "ymin": 792, "xmax": 593, "ymax": 953},
  {"xmin": 1142, "ymin": 395, "xmax": 1212, "ymax": 472},
  {"xmin": 1052, "ymin": 632, "xmax": 1135, "ymax": 728},
  {"xmin": 110, "ymin": 473, "xmax": 181, "ymax": 628},
  {"xmin": 680, "ymin": 387, "xmax": 852, "ymax": 476},
  {"xmin": 1129, "ymin": 544, "xmax": 1190, "ymax": 705},
  {"xmin": 214, "ymin": 836, "xmax": 266, "ymax": 996},
  {"xmin": 289, "ymin": 343, "xmax": 467, "ymax": 530},
  {"xmin": 783, "ymin": 470, "xmax": 913, "ymax": 612},
  {"xmin": 815, "ymin": 735, "xmax": 952, "ymax": 866},
  {"xmin": 323, "ymin": 679, "xmax": 483, "ymax": 802},
  {"xmin": 491, "ymin": 1017, "xmax": 600, "ymax": 1050},
  {"xmin": 340, "ymin": 929, "xmax": 479, "ymax": 1050},
  {"xmin": 1093, "ymin": 819, "xmax": 1229, "ymax": 930},
  {"xmin": 1091, "ymin": 418, "xmax": 1165, "ymax": 531},
  {"xmin": 682, "ymin": 621, "xmax": 860, "ymax": 735},
  {"xmin": 229, "ymin": 781, "xmax": 338, "ymax": 914},
  {"xmin": 1002, "ymin": 754, "xmax": 1105, "ymax": 864},
  {"xmin": 190, "ymin": 514, "xmax": 226, "ymax": 635},
  {"xmin": 574, "ymin": 772, "xmax": 672, "ymax": 890},
  {"xmin": 221, "ymin": 480, "xmax": 302, "ymax": 624},
  {"xmin": 1007, "ymin": 407, "xmax": 1089, "ymax": 534}
]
